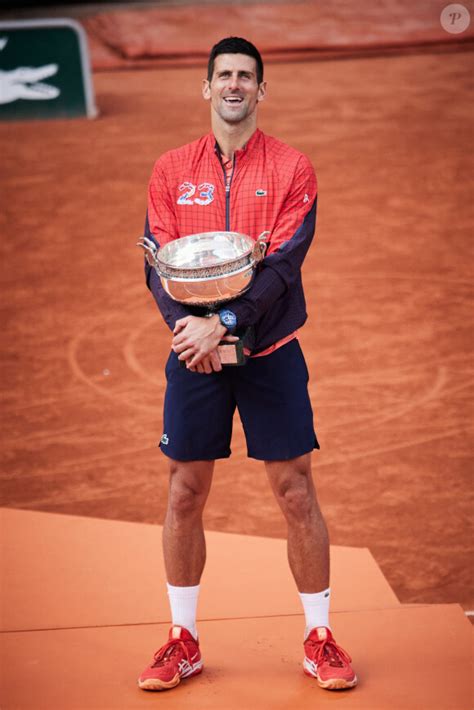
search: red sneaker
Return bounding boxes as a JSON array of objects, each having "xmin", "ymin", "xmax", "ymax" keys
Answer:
[
  {"xmin": 303, "ymin": 626, "xmax": 357, "ymax": 690},
  {"xmin": 138, "ymin": 625, "xmax": 203, "ymax": 691}
]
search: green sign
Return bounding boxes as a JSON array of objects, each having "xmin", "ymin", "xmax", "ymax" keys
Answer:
[{"xmin": 0, "ymin": 19, "xmax": 97, "ymax": 121}]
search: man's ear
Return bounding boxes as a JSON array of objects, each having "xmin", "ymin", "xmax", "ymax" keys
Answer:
[
  {"xmin": 202, "ymin": 79, "xmax": 211, "ymax": 100},
  {"xmin": 257, "ymin": 81, "xmax": 267, "ymax": 102}
]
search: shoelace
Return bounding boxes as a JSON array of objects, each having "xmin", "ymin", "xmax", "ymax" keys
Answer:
[
  {"xmin": 307, "ymin": 638, "xmax": 352, "ymax": 668},
  {"xmin": 151, "ymin": 639, "xmax": 190, "ymax": 668}
]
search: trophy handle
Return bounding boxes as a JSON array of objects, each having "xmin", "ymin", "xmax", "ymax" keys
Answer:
[
  {"xmin": 253, "ymin": 231, "xmax": 270, "ymax": 263},
  {"xmin": 137, "ymin": 235, "xmax": 159, "ymax": 267}
]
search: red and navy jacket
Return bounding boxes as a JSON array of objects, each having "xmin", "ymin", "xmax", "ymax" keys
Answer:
[{"xmin": 144, "ymin": 128, "xmax": 318, "ymax": 354}]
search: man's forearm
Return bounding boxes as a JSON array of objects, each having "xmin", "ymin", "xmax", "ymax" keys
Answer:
[
  {"xmin": 226, "ymin": 264, "xmax": 287, "ymax": 328},
  {"xmin": 228, "ymin": 197, "xmax": 317, "ymax": 328},
  {"xmin": 146, "ymin": 262, "xmax": 192, "ymax": 331}
]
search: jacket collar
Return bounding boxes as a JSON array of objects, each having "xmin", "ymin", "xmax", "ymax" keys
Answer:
[{"xmin": 210, "ymin": 128, "xmax": 262, "ymax": 162}]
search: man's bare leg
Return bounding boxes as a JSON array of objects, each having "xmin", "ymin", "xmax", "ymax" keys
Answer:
[
  {"xmin": 138, "ymin": 459, "xmax": 212, "ymax": 689},
  {"xmin": 265, "ymin": 453, "xmax": 329, "ymax": 592},
  {"xmin": 162, "ymin": 459, "xmax": 214, "ymax": 586},
  {"xmin": 265, "ymin": 453, "xmax": 357, "ymax": 689}
]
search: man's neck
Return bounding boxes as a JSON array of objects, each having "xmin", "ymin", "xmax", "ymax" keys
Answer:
[{"xmin": 212, "ymin": 117, "xmax": 257, "ymax": 161}]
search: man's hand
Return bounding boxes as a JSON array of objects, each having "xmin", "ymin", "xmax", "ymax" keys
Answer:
[
  {"xmin": 172, "ymin": 315, "xmax": 238, "ymax": 369},
  {"xmin": 187, "ymin": 350, "xmax": 222, "ymax": 374}
]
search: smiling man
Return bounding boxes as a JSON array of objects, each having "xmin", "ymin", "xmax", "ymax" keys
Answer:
[{"xmin": 138, "ymin": 37, "xmax": 357, "ymax": 693}]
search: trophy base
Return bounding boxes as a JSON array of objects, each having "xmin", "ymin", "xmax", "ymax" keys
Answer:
[
  {"xmin": 217, "ymin": 339, "xmax": 246, "ymax": 366},
  {"xmin": 178, "ymin": 326, "xmax": 252, "ymax": 369},
  {"xmin": 178, "ymin": 337, "xmax": 247, "ymax": 368}
]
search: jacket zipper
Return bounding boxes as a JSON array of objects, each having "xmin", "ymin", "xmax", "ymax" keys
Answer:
[{"xmin": 218, "ymin": 153, "xmax": 236, "ymax": 231}]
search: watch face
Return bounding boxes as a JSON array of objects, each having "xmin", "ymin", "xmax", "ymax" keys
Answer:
[{"xmin": 220, "ymin": 309, "xmax": 237, "ymax": 328}]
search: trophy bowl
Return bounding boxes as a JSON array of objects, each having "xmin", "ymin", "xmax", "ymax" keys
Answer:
[{"xmin": 149, "ymin": 231, "xmax": 267, "ymax": 307}]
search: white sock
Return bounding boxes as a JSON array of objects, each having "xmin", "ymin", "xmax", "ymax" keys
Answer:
[
  {"xmin": 166, "ymin": 583, "xmax": 200, "ymax": 640},
  {"xmin": 299, "ymin": 587, "xmax": 331, "ymax": 639}
]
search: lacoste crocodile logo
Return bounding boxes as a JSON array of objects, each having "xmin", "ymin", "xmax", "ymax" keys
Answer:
[{"xmin": 0, "ymin": 39, "xmax": 60, "ymax": 105}]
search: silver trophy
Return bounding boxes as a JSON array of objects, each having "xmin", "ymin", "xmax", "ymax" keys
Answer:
[{"xmin": 137, "ymin": 231, "xmax": 269, "ymax": 365}]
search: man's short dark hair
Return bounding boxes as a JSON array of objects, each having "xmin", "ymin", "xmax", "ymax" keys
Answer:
[{"xmin": 207, "ymin": 37, "xmax": 264, "ymax": 84}]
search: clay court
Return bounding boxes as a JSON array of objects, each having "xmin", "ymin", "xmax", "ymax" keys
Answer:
[{"xmin": 1, "ymin": 1, "xmax": 473, "ymax": 707}]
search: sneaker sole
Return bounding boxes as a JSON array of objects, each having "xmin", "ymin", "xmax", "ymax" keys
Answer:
[
  {"xmin": 303, "ymin": 662, "xmax": 357, "ymax": 690},
  {"xmin": 317, "ymin": 674, "xmax": 358, "ymax": 690},
  {"xmin": 138, "ymin": 666, "xmax": 202, "ymax": 692}
]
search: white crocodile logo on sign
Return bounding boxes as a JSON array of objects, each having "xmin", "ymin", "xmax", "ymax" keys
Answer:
[
  {"xmin": 0, "ymin": 40, "xmax": 60, "ymax": 105},
  {"xmin": 0, "ymin": 64, "xmax": 60, "ymax": 104}
]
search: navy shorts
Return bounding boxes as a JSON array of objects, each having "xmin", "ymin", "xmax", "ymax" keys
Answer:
[{"xmin": 159, "ymin": 338, "xmax": 320, "ymax": 461}]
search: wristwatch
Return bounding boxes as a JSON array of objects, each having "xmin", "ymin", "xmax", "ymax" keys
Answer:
[{"xmin": 218, "ymin": 308, "xmax": 237, "ymax": 333}]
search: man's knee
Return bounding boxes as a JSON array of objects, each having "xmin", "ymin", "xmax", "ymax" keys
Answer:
[
  {"xmin": 267, "ymin": 457, "xmax": 316, "ymax": 520},
  {"xmin": 281, "ymin": 477, "xmax": 314, "ymax": 519},
  {"xmin": 168, "ymin": 460, "xmax": 213, "ymax": 518}
]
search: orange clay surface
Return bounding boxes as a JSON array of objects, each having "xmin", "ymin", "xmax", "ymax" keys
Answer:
[
  {"xmin": 1, "ymin": 50, "xmax": 473, "ymax": 611},
  {"xmin": 1, "ymin": 508, "xmax": 400, "ymax": 632},
  {"xmin": 2, "ymin": 604, "xmax": 472, "ymax": 709},
  {"xmin": 1, "ymin": 508, "xmax": 473, "ymax": 710}
]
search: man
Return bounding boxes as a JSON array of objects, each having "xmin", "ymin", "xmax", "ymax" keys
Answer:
[{"xmin": 138, "ymin": 36, "xmax": 357, "ymax": 692}]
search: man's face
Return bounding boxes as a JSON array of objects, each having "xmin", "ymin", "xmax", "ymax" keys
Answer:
[{"xmin": 202, "ymin": 53, "xmax": 266, "ymax": 125}]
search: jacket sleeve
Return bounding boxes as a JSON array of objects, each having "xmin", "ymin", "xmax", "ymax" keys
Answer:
[
  {"xmin": 144, "ymin": 159, "xmax": 193, "ymax": 331},
  {"xmin": 227, "ymin": 155, "xmax": 318, "ymax": 327}
]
